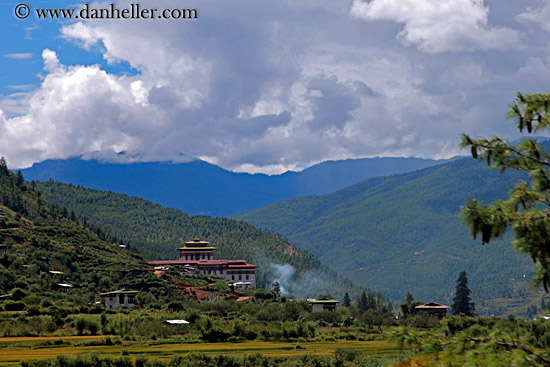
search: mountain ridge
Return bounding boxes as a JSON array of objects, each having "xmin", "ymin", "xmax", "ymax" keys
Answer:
[{"xmin": 21, "ymin": 156, "xmax": 454, "ymax": 216}]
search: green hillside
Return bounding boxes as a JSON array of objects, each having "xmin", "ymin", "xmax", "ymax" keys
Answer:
[
  {"xmin": 234, "ymin": 157, "xmax": 548, "ymax": 316},
  {"xmin": 33, "ymin": 180, "xmax": 367, "ymax": 300},
  {"xmin": 0, "ymin": 160, "xmax": 181, "ymax": 305}
]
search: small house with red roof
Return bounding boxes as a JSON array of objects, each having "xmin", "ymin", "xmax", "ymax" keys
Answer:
[
  {"xmin": 415, "ymin": 302, "xmax": 450, "ymax": 319},
  {"xmin": 149, "ymin": 238, "xmax": 257, "ymax": 287}
]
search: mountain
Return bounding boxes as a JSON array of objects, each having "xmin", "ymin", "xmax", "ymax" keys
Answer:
[
  {"xmin": 21, "ymin": 156, "xmax": 452, "ymax": 216},
  {"xmin": 33, "ymin": 180, "xmax": 368, "ymax": 300},
  {"xmin": 234, "ymin": 157, "xmax": 548, "ymax": 316},
  {"xmin": 0, "ymin": 160, "xmax": 179, "ymax": 304}
]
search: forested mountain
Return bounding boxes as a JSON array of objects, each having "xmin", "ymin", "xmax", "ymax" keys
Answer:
[
  {"xmin": 0, "ymin": 159, "xmax": 179, "ymax": 304},
  {"xmin": 234, "ymin": 157, "xmax": 548, "ymax": 316},
  {"xmin": 34, "ymin": 180, "xmax": 367, "ymax": 300},
  {"xmin": 21, "ymin": 156, "xmax": 451, "ymax": 216}
]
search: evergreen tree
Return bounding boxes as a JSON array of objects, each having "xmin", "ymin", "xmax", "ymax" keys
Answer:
[
  {"xmin": 451, "ymin": 271, "xmax": 475, "ymax": 316},
  {"xmin": 357, "ymin": 291, "xmax": 367, "ymax": 311},
  {"xmin": 343, "ymin": 292, "xmax": 351, "ymax": 307}
]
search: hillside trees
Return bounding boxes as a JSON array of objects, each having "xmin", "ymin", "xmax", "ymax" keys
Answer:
[{"xmin": 461, "ymin": 92, "xmax": 550, "ymax": 291}]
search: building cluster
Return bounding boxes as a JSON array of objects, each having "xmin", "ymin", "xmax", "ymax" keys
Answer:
[{"xmin": 149, "ymin": 238, "xmax": 257, "ymax": 288}]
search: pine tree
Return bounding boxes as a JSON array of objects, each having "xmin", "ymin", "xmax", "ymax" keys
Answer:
[
  {"xmin": 451, "ymin": 271, "xmax": 475, "ymax": 316},
  {"xmin": 358, "ymin": 291, "xmax": 367, "ymax": 311},
  {"xmin": 343, "ymin": 292, "xmax": 351, "ymax": 307},
  {"xmin": 461, "ymin": 92, "xmax": 550, "ymax": 290}
]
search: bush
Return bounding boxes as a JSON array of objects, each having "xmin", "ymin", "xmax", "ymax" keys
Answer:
[
  {"xmin": 11, "ymin": 288, "xmax": 27, "ymax": 301},
  {"xmin": 201, "ymin": 327, "xmax": 231, "ymax": 342},
  {"xmin": 4, "ymin": 301, "xmax": 26, "ymax": 311},
  {"xmin": 26, "ymin": 306, "xmax": 40, "ymax": 316}
]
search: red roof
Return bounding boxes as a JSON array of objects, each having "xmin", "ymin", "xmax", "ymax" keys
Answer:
[
  {"xmin": 415, "ymin": 302, "xmax": 450, "ymax": 309},
  {"xmin": 149, "ymin": 259, "xmax": 256, "ymax": 268}
]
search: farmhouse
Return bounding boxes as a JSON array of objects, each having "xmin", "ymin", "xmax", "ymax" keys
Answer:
[
  {"xmin": 149, "ymin": 238, "xmax": 257, "ymax": 288},
  {"xmin": 415, "ymin": 302, "xmax": 450, "ymax": 319},
  {"xmin": 99, "ymin": 290, "xmax": 138, "ymax": 309},
  {"xmin": 308, "ymin": 299, "xmax": 340, "ymax": 312}
]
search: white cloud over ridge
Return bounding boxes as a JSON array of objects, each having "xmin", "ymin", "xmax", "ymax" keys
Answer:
[{"xmin": 0, "ymin": 0, "xmax": 549, "ymax": 173}]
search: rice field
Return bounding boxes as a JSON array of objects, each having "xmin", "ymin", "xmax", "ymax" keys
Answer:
[{"xmin": 0, "ymin": 337, "xmax": 403, "ymax": 366}]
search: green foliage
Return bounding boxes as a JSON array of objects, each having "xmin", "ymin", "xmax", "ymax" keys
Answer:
[
  {"xmin": 461, "ymin": 92, "xmax": 550, "ymax": 293},
  {"xmin": 395, "ymin": 316, "xmax": 550, "ymax": 366}
]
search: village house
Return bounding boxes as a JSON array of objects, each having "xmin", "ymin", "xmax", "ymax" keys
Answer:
[
  {"xmin": 415, "ymin": 302, "xmax": 450, "ymax": 319},
  {"xmin": 149, "ymin": 238, "xmax": 257, "ymax": 288},
  {"xmin": 308, "ymin": 299, "xmax": 340, "ymax": 312},
  {"xmin": 99, "ymin": 290, "xmax": 138, "ymax": 309}
]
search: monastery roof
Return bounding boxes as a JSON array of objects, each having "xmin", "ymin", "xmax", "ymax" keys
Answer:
[
  {"xmin": 308, "ymin": 299, "xmax": 340, "ymax": 304},
  {"xmin": 178, "ymin": 247, "xmax": 217, "ymax": 251},
  {"xmin": 99, "ymin": 290, "xmax": 139, "ymax": 296},
  {"xmin": 183, "ymin": 238, "xmax": 211, "ymax": 247},
  {"xmin": 228, "ymin": 264, "xmax": 257, "ymax": 268},
  {"xmin": 149, "ymin": 259, "xmax": 257, "ymax": 267},
  {"xmin": 149, "ymin": 260, "xmax": 188, "ymax": 265}
]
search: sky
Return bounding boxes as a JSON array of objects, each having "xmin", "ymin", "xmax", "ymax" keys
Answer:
[{"xmin": 1, "ymin": 0, "xmax": 550, "ymax": 174}]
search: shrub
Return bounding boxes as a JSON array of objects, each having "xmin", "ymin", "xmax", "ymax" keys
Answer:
[
  {"xmin": 11, "ymin": 288, "xmax": 26, "ymax": 301},
  {"xmin": 4, "ymin": 301, "xmax": 26, "ymax": 311},
  {"xmin": 26, "ymin": 306, "xmax": 40, "ymax": 316}
]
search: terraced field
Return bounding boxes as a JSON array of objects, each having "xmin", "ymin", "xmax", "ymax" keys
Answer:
[{"xmin": 0, "ymin": 337, "xmax": 403, "ymax": 366}]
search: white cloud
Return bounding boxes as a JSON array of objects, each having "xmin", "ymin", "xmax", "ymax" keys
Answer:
[
  {"xmin": 350, "ymin": 0, "xmax": 521, "ymax": 53},
  {"xmin": 517, "ymin": 1, "xmax": 550, "ymax": 32},
  {"xmin": 3, "ymin": 53, "xmax": 33, "ymax": 60},
  {"xmin": 1, "ymin": 0, "xmax": 549, "ymax": 173}
]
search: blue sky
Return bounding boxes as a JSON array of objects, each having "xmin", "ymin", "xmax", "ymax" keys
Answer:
[{"xmin": 1, "ymin": 0, "xmax": 550, "ymax": 173}]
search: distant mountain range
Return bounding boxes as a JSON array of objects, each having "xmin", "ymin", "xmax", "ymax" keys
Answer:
[
  {"xmin": 234, "ymin": 156, "xmax": 547, "ymax": 316},
  {"xmin": 20, "ymin": 156, "xmax": 453, "ymax": 216}
]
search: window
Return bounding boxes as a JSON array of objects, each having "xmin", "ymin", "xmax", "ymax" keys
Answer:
[
  {"xmin": 232, "ymin": 275, "xmax": 234, "ymax": 280},
  {"xmin": 246, "ymin": 275, "xmax": 249, "ymax": 280},
  {"xmin": 239, "ymin": 275, "xmax": 242, "ymax": 280}
]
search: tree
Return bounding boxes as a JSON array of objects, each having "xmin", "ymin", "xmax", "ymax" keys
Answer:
[
  {"xmin": 317, "ymin": 293, "xmax": 332, "ymax": 300},
  {"xmin": 451, "ymin": 271, "xmax": 475, "ymax": 316},
  {"xmin": 343, "ymin": 292, "xmax": 351, "ymax": 307},
  {"xmin": 460, "ymin": 92, "xmax": 550, "ymax": 291},
  {"xmin": 357, "ymin": 291, "xmax": 367, "ymax": 311},
  {"xmin": 271, "ymin": 281, "xmax": 280, "ymax": 297}
]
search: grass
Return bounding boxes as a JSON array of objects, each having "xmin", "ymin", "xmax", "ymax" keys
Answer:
[{"xmin": 0, "ymin": 338, "xmax": 403, "ymax": 366}]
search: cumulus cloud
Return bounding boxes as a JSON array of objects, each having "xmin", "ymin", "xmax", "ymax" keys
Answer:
[
  {"xmin": 0, "ymin": 0, "xmax": 549, "ymax": 173},
  {"xmin": 350, "ymin": 0, "xmax": 521, "ymax": 53}
]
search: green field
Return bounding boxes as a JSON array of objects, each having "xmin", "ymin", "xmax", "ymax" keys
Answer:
[{"xmin": 0, "ymin": 337, "xmax": 402, "ymax": 366}]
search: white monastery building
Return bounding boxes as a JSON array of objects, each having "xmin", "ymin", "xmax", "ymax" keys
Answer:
[{"xmin": 149, "ymin": 238, "xmax": 257, "ymax": 288}]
